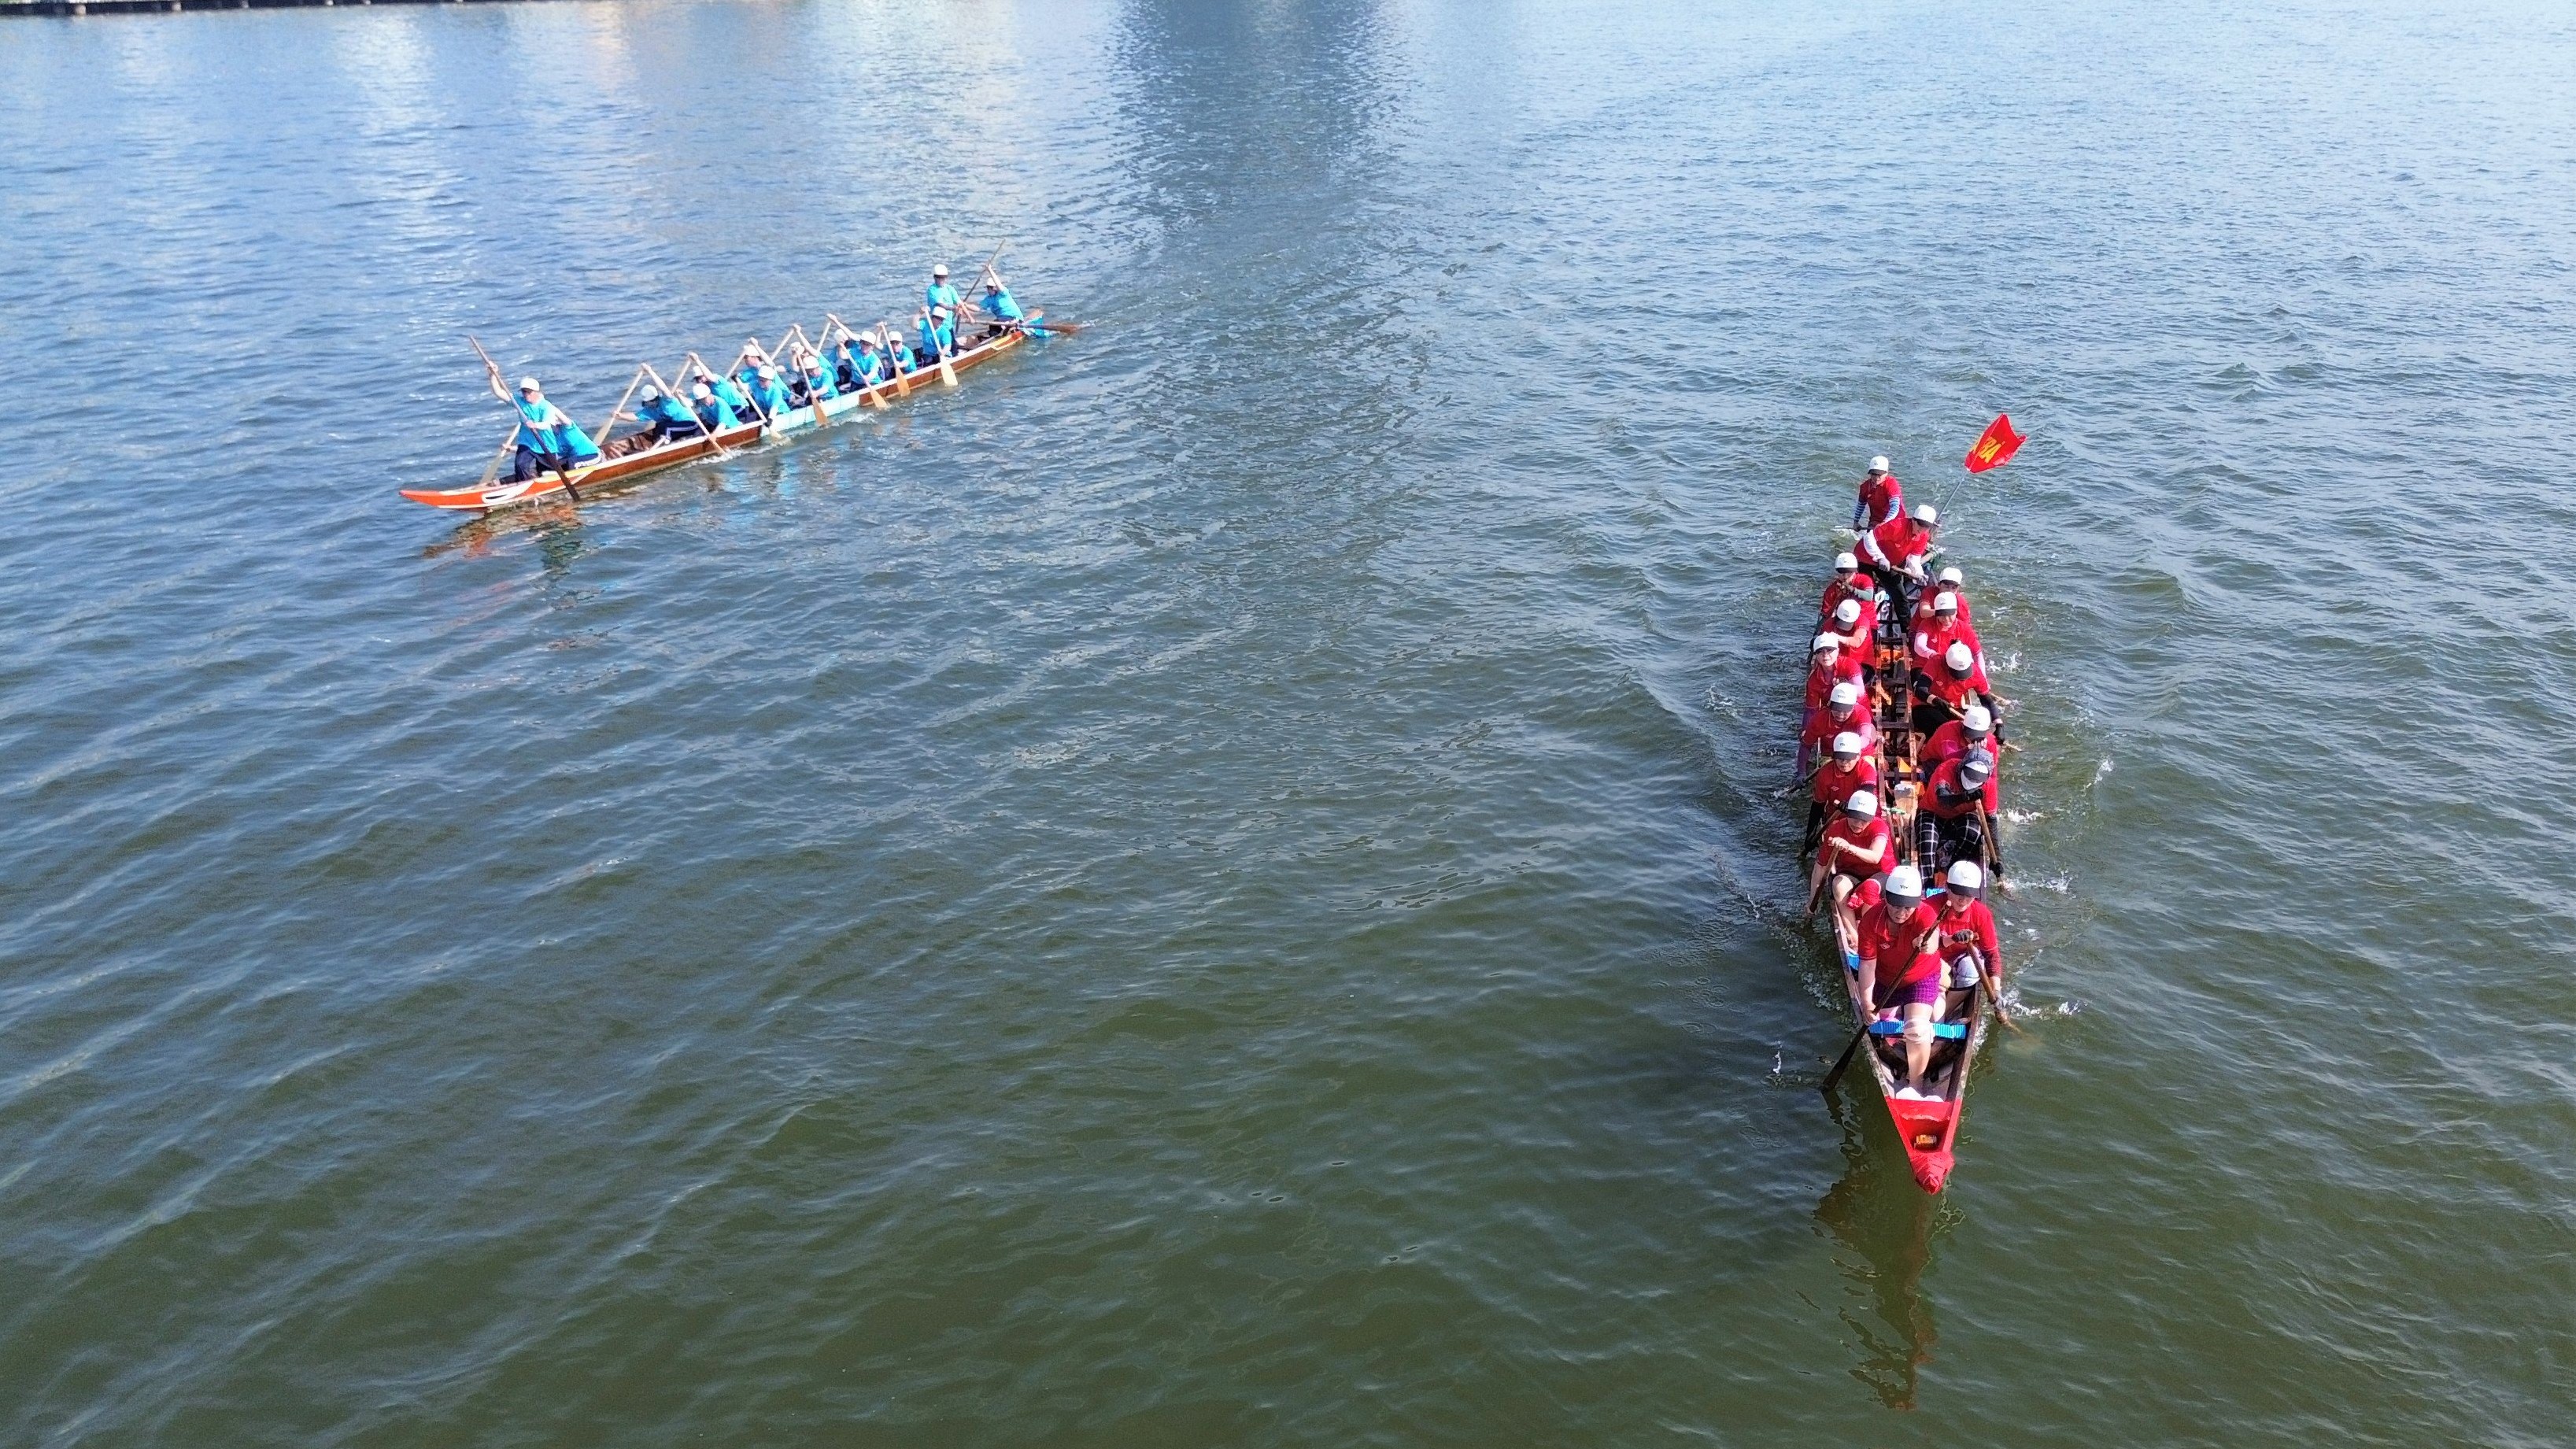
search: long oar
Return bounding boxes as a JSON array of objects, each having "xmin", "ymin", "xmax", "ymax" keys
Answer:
[
  {"xmin": 1820, "ymin": 1020, "xmax": 1870, "ymax": 1094},
  {"xmin": 469, "ymin": 335, "xmax": 580, "ymax": 501}
]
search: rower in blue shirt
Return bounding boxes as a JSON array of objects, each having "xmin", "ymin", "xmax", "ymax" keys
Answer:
[
  {"xmin": 790, "ymin": 346, "xmax": 838, "ymax": 405},
  {"xmin": 839, "ymin": 333, "xmax": 887, "ymax": 390},
  {"xmin": 497, "ymin": 375, "xmax": 601, "ymax": 482},
  {"xmin": 733, "ymin": 346, "xmax": 776, "ymax": 415},
  {"xmin": 686, "ymin": 381, "xmax": 741, "ymax": 431},
  {"xmin": 917, "ymin": 306, "xmax": 955, "ymax": 361},
  {"xmin": 881, "ymin": 328, "xmax": 918, "ymax": 375},
  {"xmin": 598, "ymin": 384, "xmax": 700, "ymax": 456},
  {"xmin": 925, "ymin": 263, "xmax": 962, "ymax": 316},
  {"xmin": 745, "ymin": 363, "xmax": 794, "ymax": 419},
  {"xmin": 973, "ymin": 275, "xmax": 1029, "ymax": 341}
]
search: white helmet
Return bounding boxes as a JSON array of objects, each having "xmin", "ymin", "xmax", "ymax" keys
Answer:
[
  {"xmin": 1834, "ymin": 598, "xmax": 1861, "ymax": 626},
  {"xmin": 1833, "ymin": 551, "xmax": 1860, "ymax": 571},
  {"xmin": 1812, "ymin": 632, "xmax": 1840, "ymax": 653},
  {"xmin": 1831, "ymin": 730, "xmax": 1863, "ymax": 758},
  {"xmin": 1844, "ymin": 789, "xmax": 1879, "ymax": 818},
  {"xmin": 517, "ymin": 375, "xmax": 542, "ymax": 393},
  {"xmin": 1946, "ymin": 860, "xmax": 1983, "ymax": 892},
  {"xmin": 1828, "ymin": 681, "xmax": 1861, "ymax": 708},
  {"xmin": 1868, "ymin": 455, "xmax": 1890, "ymax": 474},
  {"xmin": 1963, "ymin": 704, "xmax": 1993, "ymax": 734},
  {"xmin": 1911, "ymin": 503, "xmax": 1938, "ymax": 525},
  {"xmin": 1945, "ymin": 641, "xmax": 1973, "ymax": 671},
  {"xmin": 1938, "ymin": 566, "xmax": 1964, "ymax": 586},
  {"xmin": 1886, "ymin": 864, "xmax": 1924, "ymax": 898},
  {"xmin": 932, "ymin": 263, "xmax": 950, "ymax": 277},
  {"xmin": 1932, "ymin": 590, "xmax": 1958, "ymax": 614}
]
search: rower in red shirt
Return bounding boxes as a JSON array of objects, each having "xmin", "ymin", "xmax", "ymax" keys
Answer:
[
  {"xmin": 1921, "ymin": 703, "xmax": 1994, "ymax": 773},
  {"xmin": 1824, "ymin": 596, "xmax": 1873, "ymax": 665},
  {"xmin": 1912, "ymin": 639, "xmax": 1989, "ymax": 737},
  {"xmin": 1820, "ymin": 552, "xmax": 1874, "ymax": 622},
  {"xmin": 1806, "ymin": 788, "xmax": 1894, "ymax": 949},
  {"xmin": 1920, "ymin": 748, "xmax": 1998, "ymax": 876},
  {"xmin": 1802, "ymin": 729, "xmax": 1881, "ymax": 854},
  {"xmin": 1854, "ymin": 865, "xmax": 1945, "ymax": 1098},
  {"xmin": 1909, "ymin": 589, "xmax": 1981, "ymax": 667},
  {"xmin": 1931, "ymin": 564, "xmax": 1974, "ymax": 632},
  {"xmin": 1853, "ymin": 455, "xmax": 1905, "ymax": 532},
  {"xmin": 1860, "ymin": 502, "xmax": 1938, "ymax": 622},
  {"xmin": 1934, "ymin": 859, "xmax": 2007, "ymax": 1010},
  {"xmin": 1800, "ymin": 680, "xmax": 1879, "ymax": 776}
]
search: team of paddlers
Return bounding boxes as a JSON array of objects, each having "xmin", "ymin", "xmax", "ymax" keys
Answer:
[
  {"xmin": 1798, "ymin": 455, "xmax": 2011, "ymax": 1101},
  {"xmin": 485, "ymin": 261, "xmax": 1033, "ymax": 484}
]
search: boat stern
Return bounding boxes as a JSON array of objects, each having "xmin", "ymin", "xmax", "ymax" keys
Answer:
[{"xmin": 1887, "ymin": 1098, "xmax": 1960, "ymax": 1193}]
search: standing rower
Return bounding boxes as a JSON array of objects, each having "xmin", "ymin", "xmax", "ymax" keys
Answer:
[
  {"xmin": 496, "ymin": 375, "xmax": 601, "ymax": 482},
  {"xmin": 1854, "ymin": 455, "xmax": 1905, "ymax": 531},
  {"xmin": 974, "ymin": 272, "xmax": 1027, "ymax": 338},
  {"xmin": 1861, "ymin": 502, "xmax": 1939, "ymax": 623},
  {"xmin": 925, "ymin": 263, "xmax": 962, "ymax": 316}
]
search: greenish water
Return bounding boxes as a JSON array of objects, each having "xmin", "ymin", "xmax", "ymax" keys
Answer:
[{"xmin": 2, "ymin": 0, "xmax": 2572, "ymax": 1442}]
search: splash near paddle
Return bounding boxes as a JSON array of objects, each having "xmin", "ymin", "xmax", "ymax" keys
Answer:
[{"xmin": 1964, "ymin": 412, "xmax": 2025, "ymax": 473}]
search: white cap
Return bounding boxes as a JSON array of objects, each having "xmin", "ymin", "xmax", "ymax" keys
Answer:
[
  {"xmin": 1845, "ymin": 789, "xmax": 1879, "ymax": 818},
  {"xmin": 1911, "ymin": 503, "xmax": 1938, "ymax": 525},
  {"xmin": 932, "ymin": 263, "xmax": 950, "ymax": 276},
  {"xmin": 517, "ymin": 375, "xmax": 541, "ymax": 392},
  {"xmin": 1812, "ymin": 632, "xmax": 1840, "ymax": 653},
  {"xmin": 690, "ymin": 382, "xmax": 713, "ymax": 398},
  {"xmin": 640, "ymin": 386, "xmax": 660, "ymax": 401},
  {"xmin": 1946, "ymin": 860, "xmax": 1983, "ymax": 891},
  {"xmin": 757, "ymin": 364, "xmax": 776, "ymax": 377},
  {"xmin": 1963, "ymin": 749, "xmax": 1994, "ymax": 779},
  {"xmin": 1834, "ymin": 551, "xmax": 1860, "ymax": 571},
  {"xmin": 1828, "ymin": 681, "xmax": 1862, "ymax": 708},
  {"xmin": 932, "ymin": 305, "xmax": 952, "ymax": 317},
  {"xmin": 1945, "ymin": 641, "xmax": 1973, "ymax": 671},
  {"xmin": 1834, "ymin": 599, "xmax": 1861, "ymax": 626},
  {"xmin": 1938, "ymin": 566, "xmax": 1964, "ymax": 586},
  {"xmin": 1886, "ymin": 864, "xmax": 1924, "ymax": 897},
  {"xmin": 1868, "ymin": 455, "xmax": 1890, "ymax": 473},
  {"xmin": 1933, "ymin": 590, "xmax": 1958, "ymax": 614},
  {"xmin": 1831, "ymin": 730, "xmax": 1862, "ymax": 757},
  {"xmin": 1963, "ymin": 704, "xmax": 1992, "ymax": 734}
]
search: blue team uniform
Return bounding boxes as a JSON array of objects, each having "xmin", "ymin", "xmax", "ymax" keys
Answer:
[
  {"xmin": 980, "ymin": 286, "xmax": 1026, "ymax": 324},
  {"xmin": 926, "ymin": 278, "xmax": 963, "ymax": 313},
  {"xmin": 640, "ymin": 393, "xmax": 702, "ymax": 438},
  {"xmin": 917, "ymin": 314, "xmax": 954, "ymax": 359}
]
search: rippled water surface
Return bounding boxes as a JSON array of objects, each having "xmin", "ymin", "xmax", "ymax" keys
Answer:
[{"xmin": 5, "ymin": 0, "xmax": 2574, "ymax": 1442}]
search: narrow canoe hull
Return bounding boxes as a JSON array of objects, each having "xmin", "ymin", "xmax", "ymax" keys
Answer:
[
  {"xmin": 401, "ymin": 317, "xmax": 1041, "ymax": 512},
  {"xmin": 1813, "ymin": 587, "xmax": 1998, "ymax": 1195}
]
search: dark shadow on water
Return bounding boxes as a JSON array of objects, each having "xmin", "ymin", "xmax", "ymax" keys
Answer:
[{"xmin": 1813, "ymin": 1085, "xmax": 1950, "ymax": 1410}]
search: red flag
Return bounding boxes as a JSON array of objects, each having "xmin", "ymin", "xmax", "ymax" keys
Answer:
[{"xmin": 1964, "ymin": 413, "xmax": 2025, "ymax": 473}]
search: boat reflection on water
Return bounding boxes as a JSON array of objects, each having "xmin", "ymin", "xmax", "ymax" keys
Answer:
[{"xmin": 1813, "ymin": 1087, "xmax": 1956, "ymax": 1410}]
